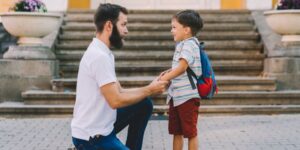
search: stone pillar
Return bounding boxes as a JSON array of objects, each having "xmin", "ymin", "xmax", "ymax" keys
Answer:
[
  {"xmin": 0, "ymin": 45, "xmax": 59, "ymax": 101},
  {"xmin": 263, "ymin": 43, "xmax": 300, "ymax": 90},
  {"xmin": 252, "ymin": 11, "xmax": 300, "ymax": 90}
]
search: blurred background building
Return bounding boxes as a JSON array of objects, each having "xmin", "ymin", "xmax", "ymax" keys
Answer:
[{"xmin": 0, "ymin": 0, "xmax": 279, "ymax": 13}]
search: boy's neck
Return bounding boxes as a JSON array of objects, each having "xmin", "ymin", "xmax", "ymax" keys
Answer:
[{"xmin": 181, "ymin": 35, "xmax": 194, "ymax": 42}]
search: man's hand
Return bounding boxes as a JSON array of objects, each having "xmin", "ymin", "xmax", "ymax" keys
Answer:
[{"xmin": 147, "ymin": 77, "xmax": 169, "ymax": 95}]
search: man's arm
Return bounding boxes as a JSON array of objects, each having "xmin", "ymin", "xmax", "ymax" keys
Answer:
[
  {"xmin": 159, "ymin": 59, "xmax": 189, "ymax": 81},
  {"xmin": 101, "ymin": 78, "xmax": 168, "ymax": 109},
  {"xmin": 116, "ymin": 81, "xmax": 141, "ymax": 93}
]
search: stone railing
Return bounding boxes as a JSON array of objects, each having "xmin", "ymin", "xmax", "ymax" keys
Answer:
[
  {"xmin": 252, "ymin": 11, "xmax": 300, "ymax": 90},
  {"xmin": 0, "ymin": 13, "xmax": 64, "ymax": 102}
]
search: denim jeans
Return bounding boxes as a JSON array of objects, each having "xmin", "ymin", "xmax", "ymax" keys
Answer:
[{"xmin": 72, "ymin": 97, "xmax": 153, "ymax": 150}]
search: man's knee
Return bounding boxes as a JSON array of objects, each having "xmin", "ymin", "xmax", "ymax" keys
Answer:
[{"xmin": 142, "ymin": 97, "xmax": 153, "ymax": 114}]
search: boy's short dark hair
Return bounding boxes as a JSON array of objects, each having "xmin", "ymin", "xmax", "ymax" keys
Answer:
[
  {"xmin": 173, "ymin": 10, "xmax": 203, "ymax": 36},
  {"xmin": 94, "ymin": 3, "xmax": 128, "ymax": 32}
]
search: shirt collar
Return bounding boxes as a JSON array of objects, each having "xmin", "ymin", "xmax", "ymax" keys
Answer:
[
  {"xmin": 183, "ymin": 36, "xmax": 199, "ymax": 43},
  {"xmin": 176, "ymin": 36, "xmax": 199, "ymax": 47},
  {"xmin": 92, "ymin": 38, "xmax": 112, "ymax": 54}
]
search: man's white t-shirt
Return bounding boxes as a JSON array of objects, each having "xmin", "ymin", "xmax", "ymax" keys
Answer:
[{"xmin": 71, "ymin": 38, "xmax": 117, "ymax": 140}]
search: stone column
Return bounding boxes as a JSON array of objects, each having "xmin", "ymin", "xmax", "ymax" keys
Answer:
[
  {"xmin": 0, "ymin": 13, "xmax": 62, "ymax": 101},
  {"xmin": 264, "ymin": 43, "xmax": 300, "ymax": 90},
  {"xmin": 252, "ymin": 11, "xmax": 300, "ymax": 90}
]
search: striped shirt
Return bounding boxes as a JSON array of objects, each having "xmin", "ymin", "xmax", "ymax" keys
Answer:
[{"xmin": 167, "ymin": 37, "xmax": 202, "ymax": 107}]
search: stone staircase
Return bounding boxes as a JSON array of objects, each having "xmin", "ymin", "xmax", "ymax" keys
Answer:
[{"xmin": 2, "ymin": 10, "xmax": 300, "ymax": 116}]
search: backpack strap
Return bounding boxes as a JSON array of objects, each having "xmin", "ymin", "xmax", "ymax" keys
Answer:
[
  {"xmin": 187, "ymin": 67, "xmax": 197, "ymax": 89},
  {"xmin": 185, "ymin": 39, "xmax": 204, "ymax": 90}
]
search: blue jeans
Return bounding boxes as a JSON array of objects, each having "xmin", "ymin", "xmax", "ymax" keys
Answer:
[{"xmin": 72, "ymin": 97, "xmax": 153, "ymax": 150}]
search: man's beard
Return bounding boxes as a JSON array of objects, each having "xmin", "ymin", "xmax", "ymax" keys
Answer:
[{"xmin": 109, "ymin": 24, "xmax": 123, "ymax": 49}]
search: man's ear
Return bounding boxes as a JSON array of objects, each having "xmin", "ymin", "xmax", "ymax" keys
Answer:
[{"xmin": 104, "ymin": 21, "xmax": 113, "ymax": 33}]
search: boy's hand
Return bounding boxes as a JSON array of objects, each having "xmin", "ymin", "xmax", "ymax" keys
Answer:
[{"xmin": 158, "ymin": 69, "xmax": 172, "ymax": 80}]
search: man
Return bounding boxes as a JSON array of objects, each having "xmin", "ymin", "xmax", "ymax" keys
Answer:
[{"xmin": 71, "ymin": 3, "xmax": 169, "ymax": 150}]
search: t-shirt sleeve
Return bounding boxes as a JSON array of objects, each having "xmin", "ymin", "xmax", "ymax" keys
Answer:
[
  {"xmin": 179, "ymin": 42, "xmax": 194, "ymax": 66},
  {"xmin": 90, "ymin": 55, "xmax": 117, "ymax": 87}
]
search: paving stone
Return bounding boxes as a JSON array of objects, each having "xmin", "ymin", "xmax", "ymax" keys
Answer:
[{"xmin": 0, "ymin": 115, "xmax": 300, "ymax": 149}]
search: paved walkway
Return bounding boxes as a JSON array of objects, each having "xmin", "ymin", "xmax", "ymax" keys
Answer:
[{"xmin": 0, "ymin": 114, "xmax": 300, "ymax": 150}]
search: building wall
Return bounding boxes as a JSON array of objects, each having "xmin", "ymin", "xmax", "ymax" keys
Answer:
[
  {"xmin": 0, "ymin": 0, "xmax": 18, "ymax": 13},
  {"xmin": 0, "ymin": 0, "xmax": 68, "ymax": 13},
  {"xmin": 68, "ymin": 0, "xmax": 90, "ymax": 9},
  {"xmin": 0, "ymin": 0, "xmax": 68, "ymax": 22},
  {"xmin": 247, "ymin": 0, "xmax": 273, "ymax": 10},
  {"xmin": 91, "ymin": 0, "xmax": 221, "ymax": 10},
  {"xmin": 221, "ymin": 0, "xmax": 246, "ymax": 9},
  {"xmin": 91, "ymin": 0, "xmax": 278, "ymax": 10},
  {"xmin": 42, "ymin": 0, "xmax": 68, "ymax": 12},
  {"xmin": 0, "ymin": 0, "xmax": 280, "ymax": 13}
]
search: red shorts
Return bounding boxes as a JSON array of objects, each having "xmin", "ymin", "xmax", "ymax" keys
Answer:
[{"xmin": 168, "ymin": 98, "xmax": 200, "ymax": 138}]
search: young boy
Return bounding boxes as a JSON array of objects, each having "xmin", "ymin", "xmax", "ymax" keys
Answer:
[{"xmin": 159, "ymin": 10, "xmax": 203, "ymax": 150}]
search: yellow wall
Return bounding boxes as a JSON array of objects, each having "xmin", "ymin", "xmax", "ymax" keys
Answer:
[
  {"xmin": 0, "ymin": 0, "xmax": 18, "ymax": 13},
  {"xmin": 221, "ymin": 0, "xmax": 246, "ymax": 9},
  {"xmin": 68, "ymin": 0, "xmax": 90, "ymax": 9},
  {"xmin": 273, "ymin": 0, "xmax": 279, "ymax": 8}
]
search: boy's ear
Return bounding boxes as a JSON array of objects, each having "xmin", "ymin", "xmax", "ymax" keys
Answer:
[{"xmin": 184, "ymin": 27, "xmax": 192, "ymax": 35}]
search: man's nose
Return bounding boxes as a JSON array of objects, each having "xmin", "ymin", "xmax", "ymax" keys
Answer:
[{"xmin": 124, "ymin": 28, "xmax": 129, "ymax": 35}]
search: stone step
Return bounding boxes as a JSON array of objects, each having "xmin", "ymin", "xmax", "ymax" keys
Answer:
[
  {"xmin": 67, "ymin": 9, "xmax": 252, "ymax": 15},
  {"xmin": 51, "ymin": 76, "xmax": 276, "ymax": 92},
  {"xmin": 57, "ymin": 49, "xmax": 261, "ymax": 57},
  {"xmin": 65, "ymin": 14, "xmax": 253, "ymax": 23},
  {"xmin": 56, "ymin": 50, "xmax": 264, "ymax": 61},
  {"xmin": 21, "ymin": 91, "xmax": 300, "ymax": 106},
  {"xmin": 56, "ymin": 41, "xmax": 263, "ymax": 50},
  {"xmin": 62, "ymin": 23, "xmax": 256, "ymax": 32},
  {"xmin": 61, "ymin": 71, "xmax": 262, "ymax": 78},
  {"xmin": 59, "ymin": 61, "xmax": 263, "ymax": 77},
  {"xmin": 58, "ymin": 62, "xmax": 264, "ymax": 76},
  {"xmin": 154, "ymin": 105, "xmax": 300, "ymax": 115},
  {"xmin": 0, "ymin": 102, "xmax": 73, "ymax": 115},
  {"xmin": 2, "ymin": 101, "xmax": 300, "ymax": 115},
  {"xmin": 60, "ymin": 31, "xmax": 260, "ymax": 41}
]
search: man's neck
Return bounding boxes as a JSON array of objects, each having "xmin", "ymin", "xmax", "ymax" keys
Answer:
[{"xmin": 96, "ymin": 33, "xmax": 110, "ymax": 48}]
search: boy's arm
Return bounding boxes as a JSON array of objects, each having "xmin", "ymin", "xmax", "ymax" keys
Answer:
[{"xmin": 159, "ymin": 59, "xmax": 189, "ymax": 81}]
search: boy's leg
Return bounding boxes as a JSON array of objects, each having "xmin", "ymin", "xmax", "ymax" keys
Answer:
[
  {"xmin": 114, "ymin": 97, "xmax": 153, "ymax": 150},
  {"xmin": 177, "ymin": 98, "xmax": 200, "ymax": 150},
  {"xmin": 188, "ymin": 135, "xmax": 198, "ymax": 150},
  {"xmin": 173, "ymin": 135, "xmax": 184, "ymax": 150},
  {"xmin": 169, "ymin": 99, "xmax": 184, "ymax": 150}
]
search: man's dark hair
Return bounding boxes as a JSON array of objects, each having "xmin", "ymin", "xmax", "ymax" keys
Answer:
[
  {"xmin": 173, "ymin": 10, "xmax": 203, "ymax": 36},
  {"xmin": 94, "ymin": 3, "xmax": 128, "ymax": 32}
]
